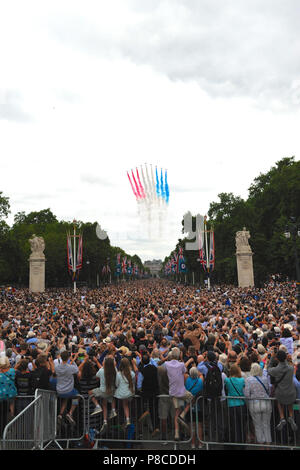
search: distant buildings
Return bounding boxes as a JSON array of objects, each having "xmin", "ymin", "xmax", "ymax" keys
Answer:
[{"xmin": 144, "ymin": 259, "xmax": 162, "ymax": 277}]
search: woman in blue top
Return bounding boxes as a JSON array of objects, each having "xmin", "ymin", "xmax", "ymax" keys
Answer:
[
  {"xmin": 224, "ymin": 364, "xmax": 246, "ymax": 445},
  {"xmin": 0, "ymin": 356, "xmax": 17, "ymax": 435},
  {"xmin": 180, "ymin": 367, "xmax": 203, "ymax": 449}
]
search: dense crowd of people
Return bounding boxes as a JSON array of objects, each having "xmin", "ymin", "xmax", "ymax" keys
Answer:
[{"xmin": 0, "ymin": 277, "xmax": 300, "ymax": 449}]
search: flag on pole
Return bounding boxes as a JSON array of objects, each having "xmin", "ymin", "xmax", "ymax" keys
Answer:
[
  {"xmin": 67, "ymin": 229, "xmax": 83, "ymax": 281},
  {"xmin": 127, "ymin": 259, "xmax": 132, "ymax": 275},
  {"xmin": 171, "ymin": 252, "xmax": 179, "ymax": 274},
  {"xmin": 209, "ymin": 230, "xmax": 215, "ymax": 271},
  {"xmin": 67, "ymin": 235, "xmax": 73, "ymax": 274},
  {"xmin": 115, "ymin": 253, "xmax": 121, "ymax": 276},
  {"xmin": 122, "ymin": 257, "xmax": 127, "ymax": 274},
  {"xmin": 198, "ymin": 228, "xmax": 206, "ymax": 271},
  {"xmin": 76, "ymin": 235, "xmax": 83, "ymax": 271},
  {"xmin": 178, "ymin": 247, "xmax": 187, "ymax": 273}
]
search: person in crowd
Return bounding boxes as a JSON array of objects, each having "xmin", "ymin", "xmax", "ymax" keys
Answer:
[
  {"xmin": 114, "ymin": 357, "xmax": 135, "ymax": 428},
  {"xmin": 239, "ymin": 356, "xmax": 252, "ymax": 379},
  {"xmin": 14, "ymin": 358, "xmax": 34, "ymax": 414},
  {"xmin": 55, "ymin": 350, "xmax": 80, "ymax": 426},
  {"xmin": 157, "ymin": 352, "xmax": 175, "ymax": 442},
  {"xmin": 136, "ymin": 352, "xmax": 160, "ymax": 436},
  {"xmin": 31, "ymin": 353, "xmax": 54, "ymax": 392},
  {"xmin": 224, "ymin": 364, "xmax": 246, "ymax": 446},
  {"xmin": 0, "ymin": 356, "xmax": 17, "ymax": 433},
  {"xmin": 267, "ymin": 349, "xmax": 297, "ymax": 432},
  {"xmin": 89, "ymin": 355, "xmax": 117, "ymax": 434},
  {"xmin": 280, "ymin": 328, "xmax": 294, "ymax": 355},
  {"xmin": 183, "ymin": 367, "xmax": 203, "ymax": 449},
  {"xmin": 244, "ymin": 362, "xmax": 272, "ymax": 445},
  {"xmin": 164, "ymin": 347, "xmax": 193, "ymax": 441}
]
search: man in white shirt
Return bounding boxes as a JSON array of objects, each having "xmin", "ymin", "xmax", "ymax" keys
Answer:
[{"xmin": 55, "ymin": 350, "xmax": 79, "ymax": 425}]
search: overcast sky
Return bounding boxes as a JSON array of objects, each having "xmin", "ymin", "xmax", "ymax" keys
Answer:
[{"xmin": 1, "ymin": 0, "xmax": 300, "ymax": 261}]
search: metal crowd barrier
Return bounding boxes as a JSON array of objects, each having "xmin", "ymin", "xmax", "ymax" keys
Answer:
[
  {"xmin": 53, "ymin": 393, "xmax": 86, "ymax": 448},
  {"xmin": 2, "ymin": 392, "xmax": 300, "ymax": 450},
  {"xmin": 1, "ymin": 390, "xmax": 61, "ymax": 450},
  {"xmin": 86, "ymin": 394, "xmax": 193, "ymax": 450},
  {"xmin": 195, "ymin": 396, "xmax": 300, "ymax": 450}
]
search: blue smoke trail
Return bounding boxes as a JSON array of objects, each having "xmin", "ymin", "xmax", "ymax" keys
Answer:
[
  {"xmin": 155, "ymin": 166, "xmax": 160, "ymax": 197},
  {"xmin": 165, "ymin": 170, "xmax": 169, "ymax": 204},
  {"xmin": 160, "ymin": 168, "xmax": 165, "ymax": 201}
]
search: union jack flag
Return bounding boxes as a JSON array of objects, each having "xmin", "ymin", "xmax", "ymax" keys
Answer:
[
  {"xmin": 172, "ymin": 252, "xmax": 179, "ymax": 273},
  {"xmin": 122, "ymin": 257, "xmax": 127, "ymax": 274},
  {"xmin": 198, "ymin": 229, "xmax": 206, "ymax": 271},
  {"xmin": 67, "ymin": 232, "xmax": 83, "ymax": 280},
  {"xmin": 209, "ymin": 231, "xmax": 215, "ymax": 271}
]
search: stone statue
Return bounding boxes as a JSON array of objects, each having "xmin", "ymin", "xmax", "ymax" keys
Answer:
[
  {"xmin": 235, "ymin": 227, "xmax": 251, "ymax": 252},
  {"xmin": 29, "ymin": 234, "xmax": 45, "ymax": 256}
]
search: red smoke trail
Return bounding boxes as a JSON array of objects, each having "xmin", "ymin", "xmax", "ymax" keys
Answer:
[
  {"xmin": 127, "ymin": 171, "xmax": 138, "ymax": 199},
  {"xmin": 131, "ymin": 169, "xmax": 141, "ymax": 198}
]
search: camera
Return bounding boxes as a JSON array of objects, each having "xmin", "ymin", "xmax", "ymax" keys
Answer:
[{"xmin": 88, "ymin": 348, "xmax": 96, "ymax": 358}]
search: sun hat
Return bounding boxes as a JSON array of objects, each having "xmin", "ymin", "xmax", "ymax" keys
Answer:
[
  {"xmin": 257, "ymin": 344, "xmax": 266, "ymax": 354},
  {"xmin": 118, "ymin": 346, "xmax": 130, "ymax": 356},
  {"xmin": 37, "ymin": 342, "xmax": 48, "ymax": 352},
  {"xmin": 254, "ymin": 328, "xmax": 263, "ymax": 338},
  {"xmin": 103, "ymin": 337, "xmax": 112, "ymax": 344},
  {"xmin": 219, "ymin": 354, "xmax": 227, "ymax": 366}
]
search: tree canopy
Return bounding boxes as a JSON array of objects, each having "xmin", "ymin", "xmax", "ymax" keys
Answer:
[{"xmin": 0, "ymin": 205, "xmax": 145, "ymax": 287}]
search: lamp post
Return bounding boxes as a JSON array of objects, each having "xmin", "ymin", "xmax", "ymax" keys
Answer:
[
  {"xmin": 284, "ymin": 217, "xmax": 300, "ymax": 310},
  {"xmin": 86, "ymin": 259, "xmax": 90, "ymax": 288}
]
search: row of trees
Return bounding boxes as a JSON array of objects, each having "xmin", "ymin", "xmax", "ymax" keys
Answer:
[
  {"xmin": 163, "ymin": 157, "xmax": 300, "ymax": 287},
  {"xmin": 0, "ymin": 207, "xmax": 146, "ymax": 287}
]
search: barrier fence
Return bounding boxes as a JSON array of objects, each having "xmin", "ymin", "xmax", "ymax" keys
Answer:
[
  {"xmin": 86, "ymin": 394, "xmax": 192, "ymax": 449},
  {"xmin": 195, "ymin": 396, "xmax": 300, "ymax": 450},
  {"xmin": 1, "ymin": 393, "xmax": 300, "ymax": 450}
]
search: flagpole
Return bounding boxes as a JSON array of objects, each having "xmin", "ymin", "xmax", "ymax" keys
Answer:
[
  {"xmin": 204, "ymin": 216, "xmax": 210, "ymax": 290},
  {"xmin": 73, "ymin": 221, "xmax": 77, "ymax": 294}
]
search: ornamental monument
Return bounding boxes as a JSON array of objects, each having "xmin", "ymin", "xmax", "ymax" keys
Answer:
[
  {"xmin": 235, "ymin": 227, "xmax": 254, "ymax": 288},
  {"xmin": 29, "ymin": 234, "xmax": 46, "ymax": 292}
]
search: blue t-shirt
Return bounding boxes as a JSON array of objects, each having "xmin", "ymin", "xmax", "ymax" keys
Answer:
[
  {"xmin": 185, "ymin": 377, "xmax": 203, "ymax": 397},
  {"xmin": 224, "ymin": 377, "xmax": 245, "ymax": 407}
]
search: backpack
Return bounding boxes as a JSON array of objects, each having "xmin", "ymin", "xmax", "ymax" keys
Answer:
[
  {"xmin": 31, "ymin": 368, "xmax": 44, "ymax": 392},
  {"xmin": 203, "ymin": 362, "xmax": 222, "ymax": 398}
]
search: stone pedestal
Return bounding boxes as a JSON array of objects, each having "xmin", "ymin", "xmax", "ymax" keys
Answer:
[
  {"xmin": 28, "ymin": 234, "xmax": 46, "ymax": 293},
  {"xmin": 235, "ymin": 227, "xmax": 254, "ymax": 288},
  {"xmin": 236, "ymin": 251, "xmax": 254, "ymax": 288},
  {"xmin": 29, "ymin": 255, "xmax": 45, "ymax": 292}
]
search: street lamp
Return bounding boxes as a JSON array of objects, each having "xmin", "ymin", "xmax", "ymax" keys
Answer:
[
  {"xmin": 86, "ymin": 259, "xmax": 90, "ymax": 287},
  {"xmin": 284, "ymin": 217, "xmax": 300, "ymax": 310}
]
